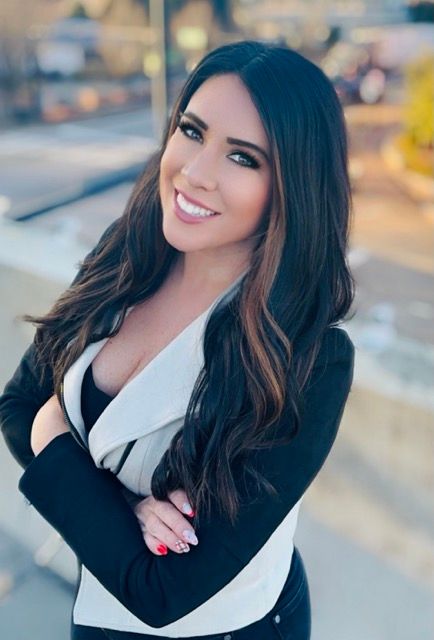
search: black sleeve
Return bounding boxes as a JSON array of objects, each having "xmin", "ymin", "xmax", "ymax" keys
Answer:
[
  {"xmin": 0, "ymin": 343, "xmax": 54, "ymax": 469},
  {"xmin": 18, "ymin": 328, "xmax": 355, "ymax": 628},
  {"xmin": 0, "ymin": 219, "xmax": 120, "ymax": 469}
]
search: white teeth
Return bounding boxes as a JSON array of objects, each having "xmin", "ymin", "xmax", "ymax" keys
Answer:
[{"xmin": 176, "ymin": 192, "xmax": 217, "ymax": 217}]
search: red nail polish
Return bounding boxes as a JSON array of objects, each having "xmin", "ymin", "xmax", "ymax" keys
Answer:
[{"xmin": 157, "ymin": 544, "xmax": 168, "ymax": 555}]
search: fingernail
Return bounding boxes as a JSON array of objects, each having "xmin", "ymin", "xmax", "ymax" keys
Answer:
[
  {"xmin": 175, "ymin": 539, "xmax": 190, "ymax": 553},
  {"xmin": 157, "ymin": 544, "xmax": 168, "ymax": 555},
  {"xmin": 182, "ymin": 502, "xmax": 195, "ymax": 516},
  {"xmin": 183, "ymin": 529, "xmax": 198, "ymax": 545}
]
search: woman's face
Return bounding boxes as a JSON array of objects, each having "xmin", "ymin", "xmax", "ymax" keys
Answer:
[{"xmin": 159, "ymin": 73, "xmax": 271, "ymax": 260}]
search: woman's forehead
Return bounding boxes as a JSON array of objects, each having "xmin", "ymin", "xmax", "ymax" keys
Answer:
[{"xmin": 184, "ymin": 74, "xmax": 269, "ymax": 150}]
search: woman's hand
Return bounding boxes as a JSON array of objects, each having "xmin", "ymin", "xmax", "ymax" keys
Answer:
[
  {"xmin": 31, "ymin": 398, "xmax": 197, "ymax": 556},
  {"xmin": 31, "ymin": 395, "xmax": 69, "ymax": 456},
  {"xmin": 133, "ymin": 489, "xmax": 198, "ymax": 556}
]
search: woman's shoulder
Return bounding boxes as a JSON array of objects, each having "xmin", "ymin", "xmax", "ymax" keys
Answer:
[
  {"xmin": 316, "ymin": 326, "xmax": 354, "ymax": 366},
  {"xmin": 295, "ymin": 327, "xmax": 355, "ymax": 421},
  {"xmin": 293, "ymin": 325, "xmax": 354, "ymax": 369}
]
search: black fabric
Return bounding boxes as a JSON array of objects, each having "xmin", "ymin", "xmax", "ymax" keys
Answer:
[
  {"xmin": 15, "ymin": 328, "xmax": 354, "ymax": 629},
  {"xmin": 71, "ymin": 623, "xmax": 109, "ymax": 639},
  {"xmin": 81, "ymin": 365, "xmax": 114, "ymax": 433},
  {"xmin": 70, "ymin": 546, "xmax": 311, "ymax": 639},
  {"xmin": 0, "ymin": 341, "xmax": 54, "ymax": 468}
]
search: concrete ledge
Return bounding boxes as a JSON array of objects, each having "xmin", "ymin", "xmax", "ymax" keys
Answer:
[{"xmin": 0, "ymin": 219, "xmax": 90, "ymax": 286}]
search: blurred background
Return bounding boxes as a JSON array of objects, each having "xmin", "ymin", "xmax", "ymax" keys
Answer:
[{"xmin": 0, "ymin": 1, "xmax": 433, "ymax": 639}]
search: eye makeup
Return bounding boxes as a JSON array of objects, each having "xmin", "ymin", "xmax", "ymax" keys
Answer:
[{"xmin": 176, "ymin": 112, "xmax": 262, "ymax": 169}]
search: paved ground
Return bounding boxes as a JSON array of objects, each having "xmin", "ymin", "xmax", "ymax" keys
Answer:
[{"xmin": 0, "ymin": 530, "xmax": 74, "ymax": 640}]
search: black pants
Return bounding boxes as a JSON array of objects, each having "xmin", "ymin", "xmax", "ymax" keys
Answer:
[{"xmin": 71, "ymin": 546, "xmax": 311, "ymax": 640}]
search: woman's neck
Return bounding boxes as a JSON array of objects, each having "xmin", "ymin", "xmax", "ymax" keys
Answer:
[{"xmin": 170, "ymin": 250, "xmax": 251, "ymax": 299}]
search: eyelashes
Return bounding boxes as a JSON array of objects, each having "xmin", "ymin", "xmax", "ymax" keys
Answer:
[
  {"xmin": 175, "ymin": 115, "xmax": 260, "ymax": 169},
  {"xmin": 177, "ymin": 119, "xmax": 201, "ymax": 142}
]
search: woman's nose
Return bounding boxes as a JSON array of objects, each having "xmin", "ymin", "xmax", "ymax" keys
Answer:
[{"xmin": 180, "ymin": 150, "xmax": 218, "ymax": 191}]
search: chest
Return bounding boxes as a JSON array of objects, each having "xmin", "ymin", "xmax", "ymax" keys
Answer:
[{"xmin": 91, "ymin": 289, "xmax": 213, "ymax": 397}]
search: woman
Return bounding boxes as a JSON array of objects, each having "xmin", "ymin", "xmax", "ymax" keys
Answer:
[{"xmin": 0, "ymin": 40, "xmax": 355, "ymax": 639}]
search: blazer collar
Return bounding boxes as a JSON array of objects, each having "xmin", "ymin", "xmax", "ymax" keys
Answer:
[{"xmin": 62, "ymin": 270, "xmax": 246, "ymax": 465}]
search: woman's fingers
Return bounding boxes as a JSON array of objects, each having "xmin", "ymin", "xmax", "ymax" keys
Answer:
[
  {"xmin": 168, "ymin": 489, "xmax": 195, "ymax": 517},
  {"xmin": 139, "ymin": 516, "xmax": 190, "ymax": 555},
  {"xmin": 135, "ymin": 495, "xmax": 199, "ymax": 547},
  {"xmin": 149, "ymin": 500, "xmax": 199, "ymax": 547},
  {"xmin": 142, "ymin": 530, "xmax": 169, "ymax": 556}
]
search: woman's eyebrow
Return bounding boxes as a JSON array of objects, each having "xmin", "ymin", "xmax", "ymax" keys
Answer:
[{"xmin": 182, "ymin": 110, "xmax": 269, "ymax": 162}]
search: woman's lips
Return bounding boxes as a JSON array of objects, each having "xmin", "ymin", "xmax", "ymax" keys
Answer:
[
  {"xmin": 173, "ymin": 189, "xmax": 220, "ymax": 225},
  {"xmin": 176, "ymin": 188, "xmax": 219, "ymax": 213}
]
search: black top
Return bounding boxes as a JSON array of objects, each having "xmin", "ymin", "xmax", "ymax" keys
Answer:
[{"xmin": 81, "ymin": 364, "xmax": 114, "ymax": 433}]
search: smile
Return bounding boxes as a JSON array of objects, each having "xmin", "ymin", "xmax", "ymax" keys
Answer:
[{"xmin": 175, "ymin": 190, "xmax": 220, "ymax": 219}]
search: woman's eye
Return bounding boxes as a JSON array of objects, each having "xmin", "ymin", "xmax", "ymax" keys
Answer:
[
  {"xmin": 229, "ymin": 152, "xmax": 260, "ymax": 169},
  {"xmin": 178, "ymin": 120, "xmax": 201, "ymax": 141},
  {"xmin": 177, "ymin": 117, "xmax": 260, "ymax": 169}
]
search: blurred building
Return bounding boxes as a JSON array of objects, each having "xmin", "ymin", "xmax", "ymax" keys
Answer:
[{"xmin": 1, "ymin": 0, "xmax": 432, "ymax": 127}]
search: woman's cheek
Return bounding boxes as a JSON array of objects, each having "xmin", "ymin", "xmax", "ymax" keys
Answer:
[{"xmin": 230, "ymin": 173, "xmax": 269, "ymax": 223}]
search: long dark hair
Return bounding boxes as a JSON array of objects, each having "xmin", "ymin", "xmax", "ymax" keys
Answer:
[{"xmin": 27, "ymin": 40, "xmax": 355, "ymax": 524}]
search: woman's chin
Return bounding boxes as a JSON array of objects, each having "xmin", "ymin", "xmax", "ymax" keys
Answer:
[{"xmin": 161, "ymin": 224, "xmax": 207, "ymax": 254}]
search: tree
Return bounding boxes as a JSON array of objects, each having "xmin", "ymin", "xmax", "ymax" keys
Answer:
[
  {"xmin": 404, "ymin": 53, "xmax": 434, "ymax": 150},
  {"xmin": 397, "ymin": 53, "xmax": 434, "ymax": 177}
]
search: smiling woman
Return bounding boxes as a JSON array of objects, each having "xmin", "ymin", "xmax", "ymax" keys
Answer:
[
  {"xmin": 0, "ymin": 40, "xmax": 355, "ymax": 640},
  {"xmin": 160, "ymin": 74, "xmax": 271, "ymax": 259}
]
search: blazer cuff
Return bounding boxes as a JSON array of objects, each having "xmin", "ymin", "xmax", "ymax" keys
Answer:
[{"xmin": 19, "ymin": 432, "xmax": 88, "ymax": 507}]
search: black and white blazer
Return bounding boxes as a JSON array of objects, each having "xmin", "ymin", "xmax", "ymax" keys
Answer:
[{"xmin": 0, "ymin": 243, "xmax": 355, "ymax": 636}]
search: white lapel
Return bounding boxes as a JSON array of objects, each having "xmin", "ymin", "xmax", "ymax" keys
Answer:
[
  {"xmin": 61, "ymin": 269, "xmax": 246, "ymax": 468},
  {"xmin": 88, "ymin": 308, "xmax": 208, "ymax": 467}
]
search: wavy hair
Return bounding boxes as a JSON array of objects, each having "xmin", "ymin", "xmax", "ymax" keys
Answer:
[{"xmin": 27, "ymin": 40, "xmax": 355, "ymax": 524}]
